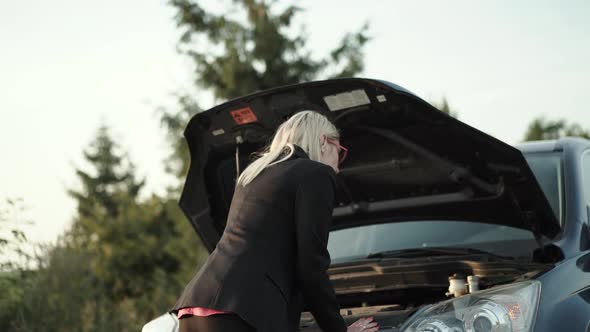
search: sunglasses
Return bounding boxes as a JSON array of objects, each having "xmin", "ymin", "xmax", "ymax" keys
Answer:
[{"xmin": 326, "ymin": 138, "xmax": 348, "ymax": 165}]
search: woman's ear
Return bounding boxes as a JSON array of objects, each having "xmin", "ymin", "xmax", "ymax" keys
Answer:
[{"xmin": 319, "ymin": 135, "xmax": 327, "ymax": 153}]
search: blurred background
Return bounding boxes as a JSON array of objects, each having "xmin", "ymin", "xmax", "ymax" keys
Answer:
[{"xmin": 1, "ymin": 0, "xmax": 589, "ymax": 330}]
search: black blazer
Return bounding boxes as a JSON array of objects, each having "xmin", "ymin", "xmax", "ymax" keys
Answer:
[{"xmin": 172, "ymin": 145, "xmax": 347, "ymax": 332}]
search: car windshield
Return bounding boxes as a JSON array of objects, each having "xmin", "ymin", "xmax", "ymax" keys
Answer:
[
  {"xmin": 523, "ymin": 152, "xmax": 564, "ymax": 224},
  {"xmin": 328, "ymin": 152, "xmax": 563, "ymax": 262}
]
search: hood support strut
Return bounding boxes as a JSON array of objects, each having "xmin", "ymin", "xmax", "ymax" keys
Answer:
[
  {"xmin": 356, "ymin": 126, "xmax": 501, "ymax": 195},
  {"xmin": 365, "ymin": 124, "xmax": 547, "ymax": 244},
  {"xmin": 333, "ymin": 126, "xmax": 546, "ymax": 245},
  {"xmin": 235, "ymin": 135, "xmax": 244, "ymax": 177}
]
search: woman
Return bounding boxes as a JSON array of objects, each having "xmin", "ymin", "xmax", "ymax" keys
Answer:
[{"xmin": 172, "ymin": 111, "xmax": 379, "ymax": 332}]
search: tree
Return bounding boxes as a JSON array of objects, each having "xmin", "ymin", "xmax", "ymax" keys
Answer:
[
  {"xmin": 0, "ymin": 198, "xmax": 32, "ymax": 271},
  {"xmin": 161, "ymin": 0, "xmax": 370, "ymax": 180},
  {"xmin": 64, "ymin": 125, "xmax": 146, "ymax": 295},
  {"xmin": 431, "ymin": 97, "xmax": 458, "ymax": 118},
  {"xmin": 0, "ymin": 198, "xmax": 32, "ymax": 332},
  {"xmin": 8, "ymin": 243, "xmax": 133, "ymax": 332},
  {"xmin": 68, "ymin": 125, "xmax": 144, "ymax": 222},
  {"xmin": 1, "ymin": 125, "xmax": 207, "ymax": 331},
  {"xmin": 171, "ymin": 0, "xmax": 369, "ymax": 100},
  {"xmin": 66, "ymin": 125, "xmax": 194, "ymax": 297},
  {"xmin": 523, "ymin": 117, "xmax": 590, "ymax": 141},
  {"xmin": 61, "ymin": 126, "xmax": 201, "ymax": 321},
  {"xmin": 158, "ymin": 95, "xmax": 202, "ymax": 193}
]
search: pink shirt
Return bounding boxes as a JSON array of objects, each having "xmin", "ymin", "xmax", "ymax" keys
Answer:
[{"xmin": 177, "ymin": 307, "xmax": 231, "ymax": 319}]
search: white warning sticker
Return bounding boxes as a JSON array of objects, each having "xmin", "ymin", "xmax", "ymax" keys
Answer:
[
  {"xmin": 323, "ymin": 89, "xmax": 371, "ymax": 111},
  {"xmin": 377, "ymin": 94, "xmax": 387, "ymax": 102},
  {"xmin": 212, "ymin": 128, "xmax": 225, "ymax": 136}
]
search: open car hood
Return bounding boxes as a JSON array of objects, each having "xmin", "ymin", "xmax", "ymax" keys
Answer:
[{"xmin": 179, "ymin": 78, "xmax": 560, "ymax": 251}]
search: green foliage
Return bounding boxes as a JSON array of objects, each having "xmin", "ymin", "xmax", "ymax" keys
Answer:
[
  {"xmin": 2, "ymin": 240, "xmax": 168, "ymax": 332},
  {"xmin": 2, "ymin": 217, "xmax": 203, "ymax": 332},
  {"xmin": 10, "ymin": 244, "xmax": 127, "ymax": 332},
  {"xmin": 158, "ymin": 95, "xmax": 202, "ymax": 189},
  {"xmin": 0, "ymin": 125, "xmax": 206, "ymax": 331},
  {"xmin": 65, "ymin": 125, "xmax": 204, "ymax": 301},
  {"xmin": 329, "ymin": 23, "xmax": 370, "ymax": 78},
  {"xmin": 170, "ymin": 0, "xmax": 369, "ymax": 100},
  {"xmin": 68, "ymin": 125, "xmax": 144, "ymax": 221},
  {"xmin": 0, "ymin": 198, "xmax": 32, "ymax": 331},
  {"xmin": 0, "ymin": 198, "xmax": 32, "ymax": 272},
  {"xmin": 523, "ymin": 117, "xmax": 590, "ymax": 141},
  {"xmin": 0, "ymin": 270, "xmax": 26, "ymax": 332},
  {"xmin": 162, "ymin": 0, "xmax": 370, "ymax": 181}
]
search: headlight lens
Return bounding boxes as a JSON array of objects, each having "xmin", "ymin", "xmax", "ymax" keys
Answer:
[{"xmin": 402, "ymin": 281, "xmax": 541, "ymax": 332}]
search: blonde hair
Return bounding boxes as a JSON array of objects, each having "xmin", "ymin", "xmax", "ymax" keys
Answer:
[{"xmin": 236, "ymin": 110, "xmax": 339, "ymax": 186}]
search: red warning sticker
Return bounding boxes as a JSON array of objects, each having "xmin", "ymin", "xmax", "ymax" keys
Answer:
[{"xmin": 230, "ymin": 107, "xmax": 258, "ymax": 125}]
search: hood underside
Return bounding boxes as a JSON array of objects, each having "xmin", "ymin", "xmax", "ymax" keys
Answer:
[{"xmin": 179, "ymin": 78, "xmax": 561, "ymax": 251}]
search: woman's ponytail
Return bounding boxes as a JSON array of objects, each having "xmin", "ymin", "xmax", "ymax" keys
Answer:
[{"xmin": 236, "ymin": 111, "xmax": 338, "ymax": 187}]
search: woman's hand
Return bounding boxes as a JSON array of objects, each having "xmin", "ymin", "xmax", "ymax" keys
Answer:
[{"xmin": 347, "ymin": 316, "xmax": 379, "ymax": 332}]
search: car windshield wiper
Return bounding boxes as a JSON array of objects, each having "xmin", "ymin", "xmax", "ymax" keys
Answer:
[{"xmin": 366, "ymin": 247, "xmax": 515, "ymax": 260}]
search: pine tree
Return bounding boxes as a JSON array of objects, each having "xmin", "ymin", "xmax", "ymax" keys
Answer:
[
  {"xmin": 65, "ymin": 125, "xmax": 191, "ymax": 304},
  {"xmin": 68, "ymin": 125, "xmax": 144, "ymax": 221},
  {"xmin": 7, "ymin": 125, "xmax": 204, "ymax": 331}
]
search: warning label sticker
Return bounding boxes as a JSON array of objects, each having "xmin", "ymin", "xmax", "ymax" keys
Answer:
[
  {"xmin": 212, "ymin": 128, "xmax": 225, "ymax": 136},
  {"xmin": 230, "ymin": 107, "xmax": 258, "ymax": 125},
  {"xmin": 323, "ymin": 89, "xmax": 371, "ymax": 111}
]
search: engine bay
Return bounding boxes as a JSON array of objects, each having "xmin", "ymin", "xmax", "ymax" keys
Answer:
[{"xmin": 299, "ymin": 257, "xmax": 552, "ymax": 331}]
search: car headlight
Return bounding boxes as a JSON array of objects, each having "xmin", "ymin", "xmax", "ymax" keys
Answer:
[{"xmin": 401, "ymin": 281, "xmax": 541, "ymax": 332}]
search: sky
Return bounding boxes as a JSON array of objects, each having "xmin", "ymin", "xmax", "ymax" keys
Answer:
[{"xmin": 1, "ymin": 0, "xmax": 589, "ymax": 252}]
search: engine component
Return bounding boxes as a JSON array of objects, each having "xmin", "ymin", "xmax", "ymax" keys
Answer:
[
  {"xmin": 446, "ymin": 274, "xmax": 467, "ymax": 298},
  {"xmin": 467, "ymin": 275, "xmax": 479, "ymax": 293}
]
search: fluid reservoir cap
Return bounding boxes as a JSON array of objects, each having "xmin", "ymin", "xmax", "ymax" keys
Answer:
[{"xmin": 448, "ymin": 273, "xmax": 465, "ymax": 281}]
